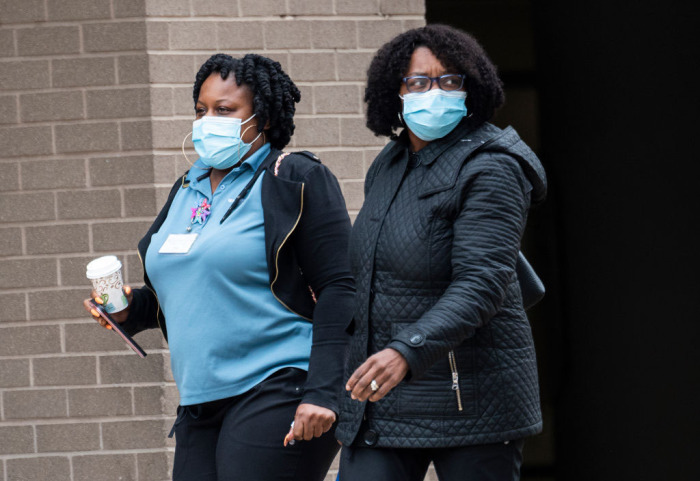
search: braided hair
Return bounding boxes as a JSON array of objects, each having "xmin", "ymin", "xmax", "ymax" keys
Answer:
[
  {"xmin": 193, "ymin": 53, "xmax": 301, "ymax": 150},
  {"xmin": 364, "ymin": 24, "xmax": 505, "ymax": 139}
]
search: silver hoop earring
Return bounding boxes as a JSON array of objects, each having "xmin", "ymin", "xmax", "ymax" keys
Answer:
[{"xmin": 181, "ymin": 131, "xmax": 195, "ymax": 167}]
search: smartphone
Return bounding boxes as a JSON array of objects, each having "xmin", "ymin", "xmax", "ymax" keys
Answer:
[{"xmin": 90, "ymin": 300, "xmax": 147, "ymax": 358}]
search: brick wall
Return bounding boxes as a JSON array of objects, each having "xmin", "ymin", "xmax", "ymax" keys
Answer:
[{"xmin": 1, "ymin": 1, "xmax": 425, "ymax": 480}]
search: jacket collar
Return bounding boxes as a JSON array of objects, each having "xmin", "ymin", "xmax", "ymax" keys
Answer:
[
  {"xmin": 394, "ymin": 119, "xmax": 479, "ymax": 167},
  {"xmin": 400, "ymin": 122, "xmax": 505, "ymax": 198}
]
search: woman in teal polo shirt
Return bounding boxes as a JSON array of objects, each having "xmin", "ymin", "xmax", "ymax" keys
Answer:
[{"xmin": 83, "ymin": 53, "xmax": 354, "ymax": 481}]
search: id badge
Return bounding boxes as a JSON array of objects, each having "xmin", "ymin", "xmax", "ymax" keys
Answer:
[{"xmin": 159, "ymin": 234, "xmax": 198, "ymax": 254}]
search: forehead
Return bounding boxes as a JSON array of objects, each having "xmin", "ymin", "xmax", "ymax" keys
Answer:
[
  {"xmin": 406, "ymin": 46, "xmax": 448, "ymax": 74},
  {"xmin": 198, "ymin": 73, "xmax": 253, "ymax": 103}
]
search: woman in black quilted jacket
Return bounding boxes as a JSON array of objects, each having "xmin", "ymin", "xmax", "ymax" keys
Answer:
[{"xmin": 336, "ymin": 24, "xmax": 547, "ymax": 481}]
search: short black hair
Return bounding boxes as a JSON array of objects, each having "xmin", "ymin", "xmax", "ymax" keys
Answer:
[
  {"xmin": 193, "ymin": 53, "xmax": 301, "ymax": 150},
  {"xmin": 364, "ymin": 24, "xmax": 505, "ymax": 139}
]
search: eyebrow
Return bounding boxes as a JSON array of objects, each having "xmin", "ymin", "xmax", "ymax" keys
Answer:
[
  {"xmin": 405, "ymin": 70, "xmax": 450, "ymax": 77},
  {"xmin": 195, "ymin": 98, "xmax": 233, "ymax": 106}
]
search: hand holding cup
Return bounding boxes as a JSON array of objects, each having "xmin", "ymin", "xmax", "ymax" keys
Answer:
[
  {"xmin": 83, "ymin": 255, "xmax": 132, "ymax": 328},
  {"xmin": 83, "ymin": 286, "xmax": 132, "ymax": 328}
]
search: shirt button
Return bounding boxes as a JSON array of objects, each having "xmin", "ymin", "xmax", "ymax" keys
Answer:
[{"xmin": 410, "ymin": 334, "xmax": 424, "ymax": 345}]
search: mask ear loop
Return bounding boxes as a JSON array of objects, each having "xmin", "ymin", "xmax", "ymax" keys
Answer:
[
  {"xmin": 181, "ymin": 131, "xmax": 195, "ymax": 167},
  {"xmin": 397, "ymin": 91, "xmax": 409, "ymax": 132},
  {"xmin": 236, "ymin": 124, "xmax": 264, "ymax": 164},
  {"xmin": 464, "ymin": 91, "xmax": 473, "ymax": 118}
]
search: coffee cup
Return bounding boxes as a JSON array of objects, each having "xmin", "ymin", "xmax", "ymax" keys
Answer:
[{"xmin": 86, "ymin": 255, "xmax": 129, "ymax": 313}]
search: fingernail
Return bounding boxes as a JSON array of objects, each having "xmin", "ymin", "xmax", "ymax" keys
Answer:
[
  {"xmin": 91, "ymin": 309, "xmax": 99, "ymax": 317},
  {"xmin": 124, "ymin": 286, "xmax": 131, "ymax": 294},
  {"xmin": 94, "ymin": 297, "xmax": 103, "ymax": 304},
  {"xmin": 106, "ymin": 325, "xmax": 112, "ymax": 330}
]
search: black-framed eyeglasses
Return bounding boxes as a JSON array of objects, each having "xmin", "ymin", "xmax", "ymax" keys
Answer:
[{"xmin": 402, "ymin": 74, "xmax": 465, "ymax": 93}]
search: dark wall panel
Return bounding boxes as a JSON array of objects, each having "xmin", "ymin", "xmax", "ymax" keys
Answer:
[{"xmin": 533, "ymin": 2, "xmax": 700, "ymax": 479}]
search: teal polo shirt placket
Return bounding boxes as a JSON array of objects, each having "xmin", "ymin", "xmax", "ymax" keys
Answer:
[{"xmin": 144, "ymin": 144, "xmax": 312, "ymax": 406}]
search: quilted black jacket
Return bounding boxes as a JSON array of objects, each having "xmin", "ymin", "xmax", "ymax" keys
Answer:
[{"xmin": 335, "ymin": 121, "xmax": 546, "ymax": 448}]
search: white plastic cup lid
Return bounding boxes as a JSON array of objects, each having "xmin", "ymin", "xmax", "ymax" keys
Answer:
[{"xmin": 86, "ymin": 255, "xmax": 122, "ymax": 279}]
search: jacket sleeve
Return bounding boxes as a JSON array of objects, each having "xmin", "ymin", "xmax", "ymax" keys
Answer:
[
  {"xmin": 292, "ymin": 163, "xmax": 355, "ymax": 415},
  {"xmin": 387, "ymin": 154, "xmax": 531, "ymax": 379},
  {"xmin": 121, "ymin": 285, "xmax": 160, "ymax": 336}
]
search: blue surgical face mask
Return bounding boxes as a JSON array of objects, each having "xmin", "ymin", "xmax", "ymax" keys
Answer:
[
  {"xmin": 400, "ymin": 90, "xmax": 468, "ymax": 141},
  {"xmin": 192, "ymin": 114, "xmax": 261, "ymax": 170}
]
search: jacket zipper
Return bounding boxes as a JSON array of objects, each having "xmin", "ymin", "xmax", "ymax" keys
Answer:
[
  {"xmin": 269, "ymin": 184, "xmax": 312, "ymax": 321},
  {"xmin": 137, "ymin": 249, "xmax": 164, "ymax": 334},
  {"xmin": 448, "ymin": 350, "xmax": 463, "ymax": 412}
]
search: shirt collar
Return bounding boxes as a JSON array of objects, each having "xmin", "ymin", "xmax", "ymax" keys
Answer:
[{"xmin": 186, "ymin": 143, "xmax": 272, "ymax": 185}]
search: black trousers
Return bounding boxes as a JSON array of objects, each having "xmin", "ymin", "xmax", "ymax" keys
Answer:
[
  {"xmin": 171, "ymin": 368, "xmax": 339, "ymax": 481},
  {"xmin": 338, "ymin": 439, "xmax": 524, "ymax": 481}
]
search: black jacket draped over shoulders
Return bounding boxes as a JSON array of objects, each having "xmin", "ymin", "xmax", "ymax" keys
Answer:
[{"xmin": 122, "ymin": 148, "xmax": 355, "ymax": 415}]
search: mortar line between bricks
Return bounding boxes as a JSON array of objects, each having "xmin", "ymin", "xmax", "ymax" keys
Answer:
[
  {"xmin": 0, "ymin": 151, "xmax": 155, "ymax": 162},
  {"xmin": 2, "ymin": 185, "xmax": 153, "ymax": 196},
  {"xmin": 0, "ymin": 216, "xmax": 156, "ymax": 228},
  {"xmin": 1, "ymin": 250, "xmax": 143, "ymax": 260},
  {"xmin": 51, "ymin": 191, "xmax": 59, "ymax": 221},
  {"xmin": 149, "ymin": 80, "xmax": 367, "ymax": 88},
  {"xmin": 22, "ymin": 291, "xmax": 30, "ymax": 321},
  {"xmin": 143, "ymin": 48, "xmax": 376, "ymax": 56},
  {"xmin": 0, "ymin": 447, "xmax": 175, "ymax": 460},
  {"xmin": 142, "ymin": 14, "xmax": 424, "ymax": 22},
  {"xmin": 77, "ymin": 19, "xmax": 85, "ymax": 57},
  {"xmin": 1, "ymin": 52, "xmax": 147, "ymax": 64},
  {"xmin": 0, "ymin": 116, "xmax": 152, "ymax": 128},
  {"xmin": 134, "ymin": 450, "xmax": 140, "ymax": 481},
  {"xmin": 295, "ymin": 113, "xmax": 364, "ymax": 119},
  {"xmin": 300, "ymin": 147, "xmax": 384, "ymax": 153},
  {"xmin": 0, "ymin": 258, "xmax": 143, "ymax": 269},
  {"xmin": 68, "ymin": 451, "xmax": 75, "ymax": 480},
  {"xmin": 0, "ymin": 350, "xmax": 170, "ymax": 360},
  {"xmin": 59, "ymin": 323, "xmax": 66, "ymax": 354},
  {"xmin": 0, "ymin": 414, "xmax": 175, "ymax": 426},
  {"xmin": 12, "ymin": 85, "xmax": 153, "ymax": 95},
  {"xmin": 95, "ymin": 353, "xmax": 102, "ymax": 386},
  {"xmin": 130, "ymin": 386, "xmax": 136, "ymax": 421},
  {"xmin": 116, "ymin": 118, "xmax": 123, "ymax": 151},
  {"xmin": 112, "ymin": 55, "xmax": 119, "ymax": 86},
  {"xmin": 1, "ymin": 18, "xmax": 158, "ymax": 29},
  {"xmin": 0, "ymin": 255, "xmax": 136, "ymax": 266},
  {"xmin": 299, "ymin": 81, "xmax": 366, "ymax": 86},
  {"xmin": 152, "ymin": 46, "xmax": 382, "ymax": 53},
  {"xmin": 0, "ymin": 383, "xmax": 174, "ymax": 394},
  {"xmin": 28, "ymin": 357, "xmax": 35, "ymax": 388},
  {"xmin": 149, "ymin": 113, "xmax": 364, "ymax": 121},
  {"xmin": 6, "ymin": 185, "xmax": 162, "ymax": 194}
]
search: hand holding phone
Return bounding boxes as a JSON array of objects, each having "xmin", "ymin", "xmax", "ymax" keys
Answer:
[{"xmin": 89, "ymin": 300, "xmax": 147, "ymax": 358}]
